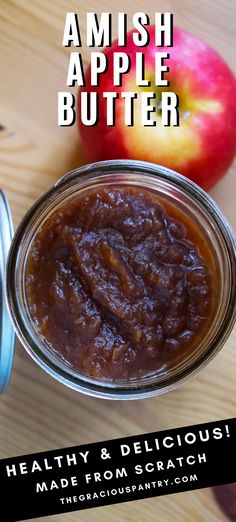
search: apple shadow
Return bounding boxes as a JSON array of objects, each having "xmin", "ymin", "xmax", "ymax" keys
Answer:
[
  {"xmin": 60, "ymin": 138, "xmax": 88, "ymax": 175},
  {"xmin": 212, "ymin": 484, "xmax": 236, "ymax": 522},
  {"xmin": 46, "ymin": 133, "xmax": 88, "ymax": 187}
]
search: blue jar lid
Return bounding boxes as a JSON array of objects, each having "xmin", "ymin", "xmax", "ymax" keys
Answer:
[{"xmin": 0, "ymin": 190, "xmax": 15, "ymax": 392}]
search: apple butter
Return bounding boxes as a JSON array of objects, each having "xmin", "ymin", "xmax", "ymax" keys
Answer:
[{"xmin": 26, "ymin": 186, "xmax": 216, "ymax": 380}]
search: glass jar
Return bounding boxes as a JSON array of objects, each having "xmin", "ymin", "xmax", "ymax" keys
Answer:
[{"xmin": 5, "ymin": 160, "xmax": 236, "ymax": 399}]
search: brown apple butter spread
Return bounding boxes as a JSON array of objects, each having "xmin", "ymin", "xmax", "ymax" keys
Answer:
[{"xmin": 26, "ymin": 186, "xmax": 216, "ymax": 381}]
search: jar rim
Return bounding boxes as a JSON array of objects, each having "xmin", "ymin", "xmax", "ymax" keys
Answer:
[{"xmin": 6, "ymin": 160, "xmax": 236, "ymax": 399}]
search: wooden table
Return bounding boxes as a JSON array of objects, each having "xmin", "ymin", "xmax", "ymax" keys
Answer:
[{"xmin": 0, "ymin": 1, "xmax": 235, "ymax": 521}]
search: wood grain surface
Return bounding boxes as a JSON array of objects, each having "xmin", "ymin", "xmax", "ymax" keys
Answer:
[{"xmin": 0, "ymin": 1, "xmax": 235, "ymax": 521}]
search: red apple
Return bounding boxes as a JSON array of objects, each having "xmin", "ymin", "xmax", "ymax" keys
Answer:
[{"xmin": 77, "ymin": 27, "xmax": 236, "ymax": 190}]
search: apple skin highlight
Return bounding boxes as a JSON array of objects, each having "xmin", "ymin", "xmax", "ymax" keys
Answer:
[{"xmin": 77, "ymin": 27, "xmax": 236, "ymax": 190}]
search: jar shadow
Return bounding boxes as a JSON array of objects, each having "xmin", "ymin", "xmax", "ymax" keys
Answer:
[{"xmin": 7, "ymin": 339, "xmax": 170, "ymax": 452}]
